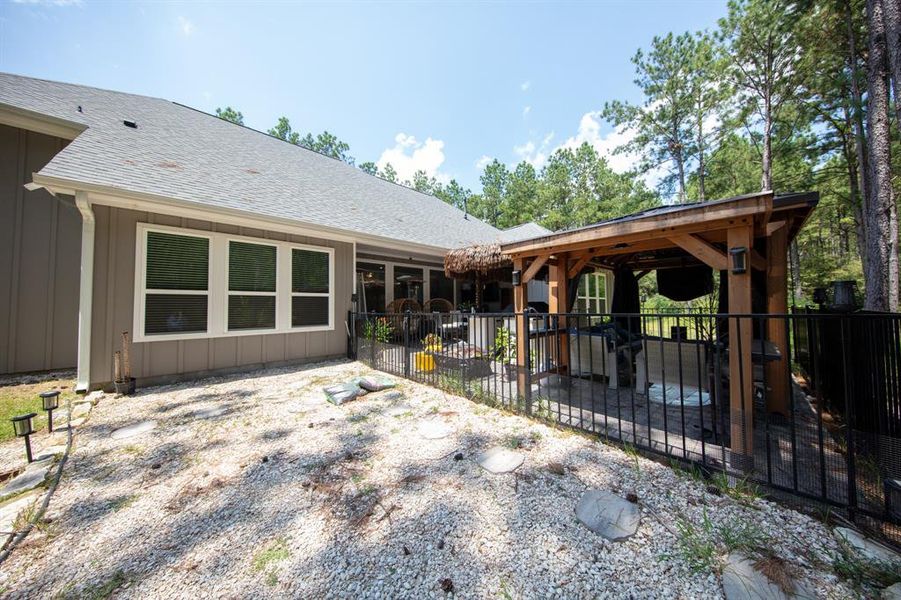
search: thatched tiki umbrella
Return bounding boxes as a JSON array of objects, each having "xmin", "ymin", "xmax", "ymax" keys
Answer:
[{"xmin": 444, "ymin": 243, "xmax": 511, "ymax": 310}]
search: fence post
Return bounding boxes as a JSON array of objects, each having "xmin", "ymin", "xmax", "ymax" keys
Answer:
[
  {"xmin": 516, "ymin": 311, "xmax": 532, "ymax": 415},
  {"xmin": 840, "ymin": 317, "xmax": 858, "ymax": 520},
  {"xmin": 347, "ymin": 311, "xmax": 355, "ymax": 360},
  {"xmin": 403, "ymin": 309, "xmax": 412, "ymax": 379},
  {"xmin": 370, "ymin": 315, "xmax": 376, "ymax": 366}
]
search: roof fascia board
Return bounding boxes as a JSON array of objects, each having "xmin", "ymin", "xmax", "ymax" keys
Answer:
[
  {"xmin": 502, "ymin": 193, "xmax": 772, "ymax": 256},
  {"xmin": 32, "ymin": 173, "xmax": 452, "ymax": 256},
  {"xmin": 0, "ymin": 103, "xmax": 85, "ymax": 140}
]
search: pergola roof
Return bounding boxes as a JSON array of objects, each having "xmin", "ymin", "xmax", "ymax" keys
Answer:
[{"xmin": 500, "ymin": 191, "xmax": 818, "ymax": 272}]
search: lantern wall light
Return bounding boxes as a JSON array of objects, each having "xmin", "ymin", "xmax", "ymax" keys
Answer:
[
  {"xmin": 11, "ymin": 413, "xmax": 36, "ymax": 463},
  {"xmin": 512, "ymin": 270, "xmax": 522, "ymax": 287},
  {"xmin": 729, "ymin": 246, "xmax": 748, "ymax": 274}
]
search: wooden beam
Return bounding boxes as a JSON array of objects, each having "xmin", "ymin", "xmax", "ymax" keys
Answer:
[
  {"xmin": 636, "ymin": 269, "xmax": 651, "ymax": 280},
  {"xmin": 521, "ymin": 255, "xmax": 548, "ymax": 284},
  {"xmin": 513, "ymin": 258, "xmax": 531, "ymax": 413},
  {"xmin": 502, "ymin": 192, "xmax": 772, "ymax": 256},
  {"xmin": 567, "ymin": 250, "xmax": 598, "ymax": 278},
  {"xmin": 548, "ymin": 252, "xmax": 570, "ymax": 374},
  {"xmin": 765, "ymin": 225, "xmax": 790, "ymax": 417},
  {"xmin": 668, "ymin": 234, "xmax": 728, "ymax": 271},
  {"xmin": 727, "ymin": 225, "xmax": 754, "ymax": 467},
  {"xmin": 766, "ymin": 219, "xmax": 788, "ymax": 236}
]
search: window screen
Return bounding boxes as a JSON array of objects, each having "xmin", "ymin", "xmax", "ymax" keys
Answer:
[
  {"xmin": 144, "ymin": 231, "xmax": 209, "ymax": 335},
  {"xmin": 228, "ymin": 241, "xmax": 277, "ymax": 330},
  {"xmin": 291, "ymin": 248, "xmax": 330, "ymax": 327}
]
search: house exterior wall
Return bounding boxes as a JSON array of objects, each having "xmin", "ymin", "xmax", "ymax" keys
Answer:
[
  {"xmin": 0, "ymin": 124, "xmax": 80, "ymax": 374},
  {"xmin": 89, "ymin": 204, "xmax": 354, "ymax": 388}
]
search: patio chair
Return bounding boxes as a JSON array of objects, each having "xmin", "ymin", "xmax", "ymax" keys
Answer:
[
  {"xmin": 424, "ymin": 298, "xmax": 454, "ymax": 313},
  {"xmin": 387, "ymin": 298, "xmax": 422, "ymax": 314}
]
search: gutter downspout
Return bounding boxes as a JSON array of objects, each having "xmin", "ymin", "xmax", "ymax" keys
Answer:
[{"xmin": 74, "ymin": 190, "xmax": 94, "ymax": 392}]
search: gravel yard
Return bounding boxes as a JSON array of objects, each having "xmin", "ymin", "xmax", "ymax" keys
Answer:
[{"xmin": 0, "ymin": 360, "xmax": 869, "ymax": 598}]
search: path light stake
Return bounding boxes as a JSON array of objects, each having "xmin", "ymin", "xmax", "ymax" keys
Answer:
[
  {"xmin": 40, "ymin": 390, "xmax": 60, "ymax": 432},
  {"xmin": 11, "ymin": 413, "xmax": 37, "ymax": 463}
]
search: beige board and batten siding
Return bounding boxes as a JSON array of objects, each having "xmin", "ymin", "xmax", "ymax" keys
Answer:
[
  {"xmin": 89, "ymin": 204, "xmax": 353, "ymax": 388},
  {"xmin": 0, "ymin": 124, "xmax": 80, "ymax": 374}
]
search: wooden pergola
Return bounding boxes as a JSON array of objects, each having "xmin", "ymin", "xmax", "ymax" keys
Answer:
[{"xmin": 500, "ymin": 191, "xmax": 819, "ymax": 463}]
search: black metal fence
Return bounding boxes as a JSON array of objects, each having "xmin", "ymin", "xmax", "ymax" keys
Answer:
[{"xmin": 349, "ymin": 309, "xmax": 901, "ymax": 545}]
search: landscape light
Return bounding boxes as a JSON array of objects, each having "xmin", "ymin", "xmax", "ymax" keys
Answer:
[
  {"xmin": 40, "ymin": 390, "xmax": 61, "ymax": 432},
  {"xmin": 11, "ymin": 413, "xmax": 37, "ymax": 463}
]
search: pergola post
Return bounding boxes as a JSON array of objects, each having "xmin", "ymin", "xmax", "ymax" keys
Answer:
[
  {"xmin": 765, "ymin": 223, "xmax": 790, "ymax": 417},
  {"xmin": 513, "ymin": 258, "xmax": 531, "ymax": 411},
  {"xmin": 548, "ymin": 253, "xmax": 570, "ymax": 375},
  {"xmin": 727, "ymin": 225, "xmax": 754, "ymax": 465}
]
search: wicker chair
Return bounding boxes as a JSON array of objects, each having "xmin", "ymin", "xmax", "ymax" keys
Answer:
[
  {"xmin": 386, "ymin": 298, "xmax": 422, "ymax": 314},
  {"xmin": 423, "ymin": 298, "xmax": 454, "ymax": 313}
]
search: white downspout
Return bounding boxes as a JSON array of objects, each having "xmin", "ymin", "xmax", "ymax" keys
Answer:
[{"xmin": 74, "ymin": 190, "xmax": 94, "ymax": 392}]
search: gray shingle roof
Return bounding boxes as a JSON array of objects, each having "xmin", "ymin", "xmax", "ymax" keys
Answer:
[
  {"xmin": 0, "ymin": 72, "xmax": 506, "ymax": 251},
  {"xmin": 496, "ymin": 222, "xmax": 552, "ymax": 243}
]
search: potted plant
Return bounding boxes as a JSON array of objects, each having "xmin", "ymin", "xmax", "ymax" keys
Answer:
[
  {"xmin": 360, "ymin": 317, "xmax": 394, "ymax": 363},
  {"xmin": 491, "ymin": 327, "xmax": 518, "ymax": 379},
  {"xmin": 113, "ymin": 331, "xmax": 136, "ymax": 395}
]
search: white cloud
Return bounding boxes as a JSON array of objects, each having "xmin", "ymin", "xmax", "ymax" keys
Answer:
[
  {"xmin": 377, "ymin": 133, "xmax": 447, "ymax": 184},
  {"xmin": 512, "ymin": 131, "xmax": 555, "ymax": 169},
  {"xmin": 520, "ymin": 80, "xmax": 531, "ymax": 92},
  {"xmin": 474, "ymin": 155, "xmax": 493, "ymax": 171},
  {"xmin": 522, "ymin": 105, "xmax": 531, "ymax": 118},
  {"xmin": 178, "ymin": 16, "xmax": 195, "ymax": 36}
]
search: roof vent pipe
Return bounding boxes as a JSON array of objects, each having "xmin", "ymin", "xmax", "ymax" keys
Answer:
[
  {"xmin": 123, "ymin": 119, "xmax": 137, "ymax": 128},
  {"xmin": 463, "ymin": 196, "xmax": 468, "ymax": 220}
]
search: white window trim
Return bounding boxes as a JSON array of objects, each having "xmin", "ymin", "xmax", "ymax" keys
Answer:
[
  {"xmin": 576, "ymin": 271, "xmax": 608, "ymax": 314},
  {"xmin": 134, "ymin": 223, "xmax": 334, "ymax": 343},
  {"xmin": 225, "ymin": 238, "xmax": 279, "ymax": 334}
]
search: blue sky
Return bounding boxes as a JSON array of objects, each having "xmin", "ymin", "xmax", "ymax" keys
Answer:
[{"xmin": 1, "ymin": 0, "xmax": 729, "ymax": 191}]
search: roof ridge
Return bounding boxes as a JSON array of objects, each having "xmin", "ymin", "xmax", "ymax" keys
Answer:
[{"xmin": 0, "ymin": 70, "xmax": 168, "ymax": 104}]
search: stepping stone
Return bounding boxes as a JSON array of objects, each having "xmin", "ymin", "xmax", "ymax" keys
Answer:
[
  {"xmin": 193, "ymin": 406, "xmax": 228, "ymax": 419},
  {"xmin": 0, "ymin": 491, "xmax": 39, "ymax": 534},
  {"xmin": 476, "ymin": 446, "xmax": 524, "ymax": 474},
  {"xmin": 71, "ymin": 403, "xmax": 92, "ymax": 419},
  {"xmin": 0, "ymin": 464, "xmax": 51, "ymax": 499},
  {"xmin": 111, "ymin": 420, "xmax": 157, "ymax": 440},
  {"xmin": 722, "ymin": 553, "xmax": 813, "ymax": 600},
  {"xmin": 883, "ymin": 583, "xmax": 901, "ymax": 600},
  {"xmin": 33, "ymin": 445, "xmax": 66, "ymax": 462},
  {"xmin": 835, "ymin": 527, "xmax": 901, "ymax": 565},
  {"xmin": 418, "ymin": 419, "xmax": 452, "ymax": 440},
  {"xmin": 575, "ymin": 490, "xmax": 640, "ymax": 541},
  {"xmin": 386, "ymin": 404, "xmax": 414, "ymax": 417}
]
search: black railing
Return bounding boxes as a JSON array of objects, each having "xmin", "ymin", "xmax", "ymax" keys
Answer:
[{"xmin": 349, "ymin": 309, "xmax": 901, "ymax": 546}]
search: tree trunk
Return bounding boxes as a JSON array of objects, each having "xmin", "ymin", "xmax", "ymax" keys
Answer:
[
  {"xmin": 882, "ymin": 0, "xmax": 901, "ymax": 130},
  {"xmin": 761, "ymin": 96, "xmax": 773, "ymax": 191},
  {"xmin": 846, "ymin": 0, "xmax": 870, "ymax": 274},
  {"xmin": 697, "ymin": 107, "xmax": 706, "ymax": 201},
  {"xmin": 789, "ymin": 241, "xmax": 803, "ymax": 302},
  {"xmin": 865, "ymin": 0, "xmax": 898, "ymax": 311},
  {"xmin": 675, "ymin": 147, "xmax": 687, "ymax": 203}
]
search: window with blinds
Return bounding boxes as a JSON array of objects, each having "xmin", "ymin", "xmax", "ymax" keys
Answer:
[
  {"xmin": 143, "ymin": 231, "xmax": 209, "ymax": 335},
  {"xmin": 292, "ymin": 248, "xmax": 330, "ymax": 327},
  {"xmin": 135, "ymin": 224, "xmax": 334, "ymax": 341},
  {"xmin": 228, "ymin": 241, "xmax": 277, "ymax": 330}
]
